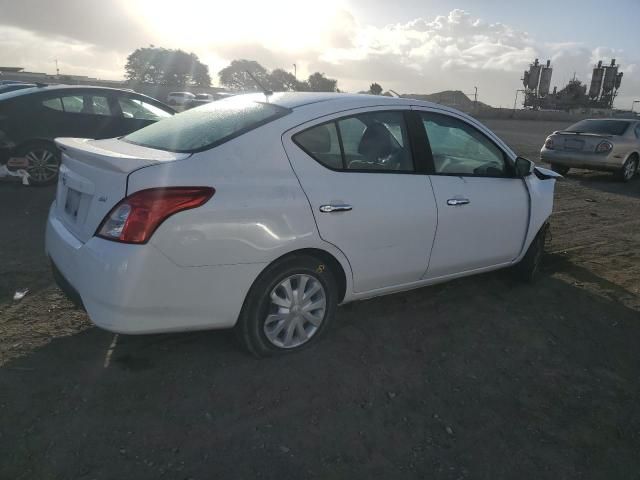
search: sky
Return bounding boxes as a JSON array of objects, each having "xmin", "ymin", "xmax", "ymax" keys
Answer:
[{"xmin": 0, "ymin": 0, "xmax": 638, "ymax": 108}]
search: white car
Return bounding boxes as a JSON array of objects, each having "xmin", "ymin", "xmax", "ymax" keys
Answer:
[
  {"xmin": 166, "ymin": 91, "xmax": 195, "ymax": 106},
  {"xmin": 46, "ymin": 93, "xmax": 560, "ymax": 356}
]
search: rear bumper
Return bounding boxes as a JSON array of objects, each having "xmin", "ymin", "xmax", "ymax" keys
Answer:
[
  {"xmin": 45, "ymin": 203, "xmax": 266, "ymax": 334},
  {"xmin": 540, "ymin": 148, "xmax": 624, "ymax": 171}
]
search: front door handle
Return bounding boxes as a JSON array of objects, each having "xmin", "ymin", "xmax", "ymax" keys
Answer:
[
  {"xmin": 447, "ymin": 198, "xmax": 470, "ymax": 206},
  {"xmin": 319, "ymin": 204, "xmax": 353, "ymax": 213}
]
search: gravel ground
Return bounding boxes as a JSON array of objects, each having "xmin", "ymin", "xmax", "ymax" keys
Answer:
[{"xmin": 1, "ymin": 118, "xmax": 639, "ymax": 479}]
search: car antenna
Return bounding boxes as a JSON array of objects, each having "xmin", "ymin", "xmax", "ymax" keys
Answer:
[{"xmin": 245, "ymin": 71, "xmax": 272, "ymax": 99}]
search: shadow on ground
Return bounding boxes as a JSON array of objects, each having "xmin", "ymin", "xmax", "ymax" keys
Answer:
[{"xmin": 1, "ymin": 258, "xmax": 639, "ymax": 480}]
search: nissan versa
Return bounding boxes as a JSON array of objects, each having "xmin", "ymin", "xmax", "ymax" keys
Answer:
[{"xmin": 45, "ymin": 93, "xmax": 560, "ymax": 356}]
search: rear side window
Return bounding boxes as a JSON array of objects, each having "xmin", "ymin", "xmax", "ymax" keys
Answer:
[
  {"xmin": 124, "ymin": 97, "xmax": 289, "ymax": 152},
  {"xmin": 294, "ymin": 111, "xmax": 415, "ymax": 172},
  {"xmin": 118, "ymin": 97, "xmax": 171, "ymax": 121},
  {"xmin": 42, "ymin": 97, "xmax": 63, "ymax": 111},
  {"xmin": 565, "ymin": 119, "xmax": 630, "ymax": 136}
]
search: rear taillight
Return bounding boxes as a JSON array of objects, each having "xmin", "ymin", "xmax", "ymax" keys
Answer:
[
  {"xmin": 97, "ymin": 187, "xmax": 214, "ymax": 244},
  {"xmin": 544, "ymin": 138, "xmax": 554, "ymax": 149},
  {"xmin": 595, "ymin": 140, "xmax": 613, "ymax": 153}
]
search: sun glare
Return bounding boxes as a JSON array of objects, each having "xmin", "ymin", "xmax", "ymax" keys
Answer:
[{"xmin": 123, "ymin": 0, "xmax": 345, "ymax": 52}]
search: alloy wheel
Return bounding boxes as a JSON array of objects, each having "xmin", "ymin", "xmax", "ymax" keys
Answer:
[
  {"xmin": 25, "ymin": 148, "xmax": 59, "ymax": 183},
  {"xmin": 623, "ymin": 159, "xmax": 637, "ymax": 181}
]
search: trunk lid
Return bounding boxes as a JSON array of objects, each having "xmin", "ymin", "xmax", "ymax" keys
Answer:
[
  {"xmin": 552, "ymin": 131, "xmax": 613, "ymax": 152},
  {"xmin": 53, "ymin": 137, "xmax": 190, "ymax": 243}
]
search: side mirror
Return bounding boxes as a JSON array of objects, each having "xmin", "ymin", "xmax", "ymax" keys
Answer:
[{"xmin": 514, "ymin": 156, "xmax": 534, "ymax": 177}]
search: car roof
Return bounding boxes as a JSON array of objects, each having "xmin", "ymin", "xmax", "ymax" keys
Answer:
[
  {"xmin": 0, "ymin": 84, "xmax": 171, "ymax": 106},
  {"xmin": 238, "ymin": 91, "xmax": 451, "ymax": 112}
]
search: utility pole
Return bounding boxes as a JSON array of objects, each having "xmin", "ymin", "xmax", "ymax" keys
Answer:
[
  {"xmin": 55, "ymin": 59, "xmax": 59, "ymax": 77},
  {"xmin": 474, "ymin": 86, "xmax": 478, "ymax": 109},
  {"xmin": 293, "ymin": 64, "xmax": 297, "ymax": 80}
]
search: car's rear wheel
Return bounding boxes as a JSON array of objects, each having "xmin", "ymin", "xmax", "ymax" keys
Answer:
[
  {"xmin": 235, "ymin": 255, "xmax": 338, "ymax": 357},
  {"xmin": 19, "ymin": 141, "xmax": 60, "ymax": 186},
  {"xmin": 617, "ymin": 156, "xmax": 638, "ymax": 182},
  {"xmin": 513, "ymin": 224, "xmax": 548, "ymax": 282},
  {"xmin": 551, "ymin": 164, "xmax": 569, "ymax": 176}
]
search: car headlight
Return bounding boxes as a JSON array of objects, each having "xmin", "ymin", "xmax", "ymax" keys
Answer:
[{"xmin": 544, "ymin": 138, "xmax": 554, "ymax": 149}]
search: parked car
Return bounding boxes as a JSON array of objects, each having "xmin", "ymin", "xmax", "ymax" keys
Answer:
[
  {"xmin": 541, "ymin": 118, "xmax": 640, "ymax": 181},
  {"xmin": 184, "ymin": 93, "xmax": 215, "ymax": 109},
  {"xmin": 45, "ymin": 93, "xmax": 559, "ymax": 356},
  {"xmin": 0, "ymin": 85, "xmax": 175, "ymax": 185},
  {"xmin": 0, "ymin": 83, "xmax": 37, "ymax": 94},
  {"xmin": 166, "ymin": 91, "xmax": 195, "ymax": 106}
]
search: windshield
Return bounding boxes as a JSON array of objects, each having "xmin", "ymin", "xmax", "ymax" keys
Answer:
[
  {"xmin": 123, "ymin": 97, "xmax": 289, "ymax": 152},
  {"xmin": 565, "ymin": 119, "xmax": 630, "ymax": 136}
]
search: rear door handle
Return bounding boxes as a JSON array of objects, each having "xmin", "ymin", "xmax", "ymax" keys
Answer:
[
  {"xmin": 319, "ymin": 204, "xmax": 352, "ymax": 213},
  {"xmin": 447, "ymin": 198, "xmax": 470, "ymax": 206}
]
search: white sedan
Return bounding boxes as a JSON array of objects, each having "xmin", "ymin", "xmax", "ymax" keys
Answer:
[{"xmin": 45, "ymin": 93, "xmax": 560, "ymax": 356}]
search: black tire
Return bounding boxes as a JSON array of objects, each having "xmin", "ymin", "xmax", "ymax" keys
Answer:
[
  {"xmin": 18, "ymin": 141, "xmax": 61, "ymax": 186},
  {"xmin": 513, "ymin": 224, "xmax": 548, "ymax": 283},
  {"xmin": 235, "ymin": 254, "xmax": 338, "ymax": 357},
  {"xmin": 551, "ymin": 164, "xmax": 569, "ymax": 176},
  {"xmin": 617, "ymin": 156, "xmax": 638, "ymax": 182}
]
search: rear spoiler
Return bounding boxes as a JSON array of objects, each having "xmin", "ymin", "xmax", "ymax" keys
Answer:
[{"xmin": 554, "ymin": 130, "xmax": 612, "ymax": 138}]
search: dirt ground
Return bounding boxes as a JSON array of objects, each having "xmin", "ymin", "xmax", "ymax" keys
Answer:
[{"xmin": 1, "ymin": 119, "xmax": 639, "ymax": 479}]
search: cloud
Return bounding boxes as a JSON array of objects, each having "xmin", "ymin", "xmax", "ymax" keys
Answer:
[{"xmin": 0, "ymin": 2, "xmax": 637, "ymax": 107}]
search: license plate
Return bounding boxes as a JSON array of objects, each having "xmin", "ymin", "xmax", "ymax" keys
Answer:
[
  {"xmin": 64, "ymin": 189, "xmax": 82, "ymax": 219},
  {"xmin": 564, "ymin": 139, "xmax": 584, "ymax": 151}
]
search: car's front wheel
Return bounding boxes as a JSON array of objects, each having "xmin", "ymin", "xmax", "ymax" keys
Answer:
[
  {"xmin": 513, "ymin": 224, "xmax": 548, "ymax": 282},
  {"xmin": 19, "ymin": 141, "xmax": 61, "ymax": 186},
  {"xmin": 551, "ymin": 164, "xmax": 569, "ymax": 176},
  {"xmin": 236, "ymin": 255, "xmax": 338, "ymax": 357},
  {"xmin": 617, "ymin": 156, "xmax": 638, "ymax": 182}
]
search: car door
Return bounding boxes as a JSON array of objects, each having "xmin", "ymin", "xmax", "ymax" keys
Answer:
[
  {"xmin": 112, "ymin": 94, "xmax": 173, "ymax": 136},
  {"xmin": 283, "ymin": 108, "xmax": 438, "ymax": 293},
  {"xmin": 413, "ymin": 109, "xmax": 530, "ymax": 279}
]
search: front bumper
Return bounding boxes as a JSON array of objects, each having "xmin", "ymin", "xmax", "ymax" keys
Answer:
[
  {"xmin": 45, "ymin": 204, "xmax": 266, "ymax": 334},
  {"xmin": 540, "ymin": 148, "xmax": 624, "ymax": 171}
]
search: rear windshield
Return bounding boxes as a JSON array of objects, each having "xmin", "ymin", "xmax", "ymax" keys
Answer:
[
  {"xmin": 123, "ymin": 98, "xmax": 289, "ymax": 152},
  {"xmin": 565, "ymin": 119, "xmax": 630, "ymax": 136}
]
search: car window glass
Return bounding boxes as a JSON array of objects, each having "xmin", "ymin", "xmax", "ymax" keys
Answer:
[
  {"xmin": 91, "ymin": 95, "xmax": 112, "ymax": 116},
  {"xmin": 337, "ymin": 111, "xmax": 414, "ymax": 171},
  {"xmin": 635, "ymin": 124, "xmax": 640, "ymax": 139},
  {"xmin": 42, "ymin": 97, "xmax": 63, "ymax": 111},
  {"xmin": 61, "ymin": 96, "xmax": 84, "ymax": 113},
  {"xmin": 124, "ymin": 97, "xmax": 288, "ymax": 152},
  {"xmin": 118, "ymin": 97, "xmax": 171, "ymax": 120},
  {"xmin": 420, "ymin": 112, "xmax": 507, "ymax": 177},
  {"xmin": 293, "ymin": 122, "xmax": 342, "ymax": 169}
]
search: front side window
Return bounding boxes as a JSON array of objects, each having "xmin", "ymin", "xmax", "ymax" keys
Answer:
[
  {"xmin": 118, "ymin": 97, "xmax": 172, "ymax": 121},
  {"xmin": 124, "ymin": 97, "xmax": 289, "ymax": 152},
  {"xmin": 293, "ymin": 111, "xmax": 415, "ymax": 172},
  {"xmin": 420, "ymin": 112, "xmax": 508, "ymax": 177},
  {"xmin": 635, "ymin": 123, "xmax": 640, "ymax": 139}
]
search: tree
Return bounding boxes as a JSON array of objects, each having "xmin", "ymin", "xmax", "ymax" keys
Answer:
[
  {"xmin": 307, "ymin": 72, "xmax": 338, "ymax": 92},
  {"xmin": 125, "ymin": 46, "xmax": 210, "ymax": 86},
  {"xmin": 218, "ymin": 59, "xmax": 270, "ymax": 91},
  {"xmin": 369, "ymin": 83, "xmax": 383, "ymax": 95},
  {"xmin": 268, "ymin": 68, "xmax": 304, "ymax": 91}
]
